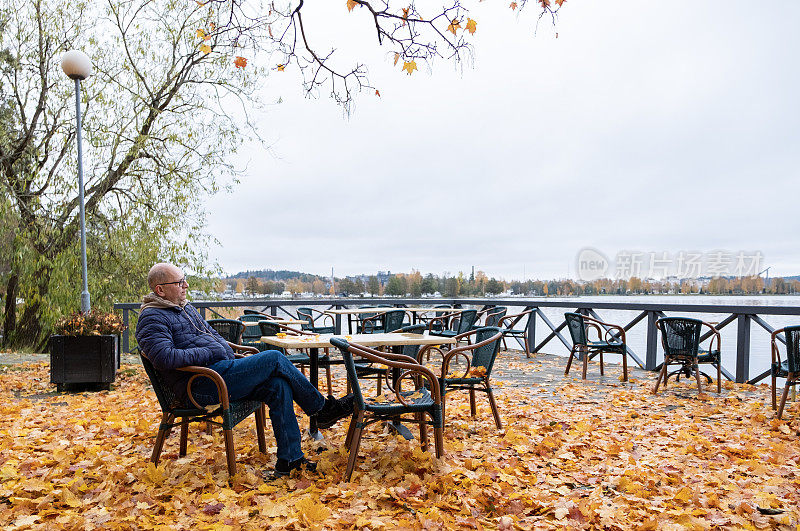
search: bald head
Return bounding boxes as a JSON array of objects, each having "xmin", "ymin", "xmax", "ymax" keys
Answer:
[{"xmin": 148, "ymin": 263, "xmax": 182, "ymax": 291}]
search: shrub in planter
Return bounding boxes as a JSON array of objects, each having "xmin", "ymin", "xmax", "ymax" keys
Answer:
[{"xmin": 50, "ymin": 311, "xmax": 125, "ymax": 392}]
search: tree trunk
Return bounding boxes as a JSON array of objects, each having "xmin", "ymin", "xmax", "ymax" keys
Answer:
[{"xmin": 2, "ymin": 273, "xmax": 18, "ymax": 347}]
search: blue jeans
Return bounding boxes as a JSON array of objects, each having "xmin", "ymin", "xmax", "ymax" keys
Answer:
[{"xmin": 190, "ymin": 351, "xmax": 326, "ymax": 462}]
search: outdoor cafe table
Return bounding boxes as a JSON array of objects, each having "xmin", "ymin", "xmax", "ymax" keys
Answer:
[
  {"xmin": 325, "ymin": 307, "xmax": 460, "ymax": 333},
  {"xmin": 259, "ymin": 332, "xmax": 456, "ymax": 439}
]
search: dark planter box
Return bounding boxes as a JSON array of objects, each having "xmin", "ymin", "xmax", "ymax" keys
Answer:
[{"xmin": 50, "ymin": 334, "xmax": 120, "ymax": 391}]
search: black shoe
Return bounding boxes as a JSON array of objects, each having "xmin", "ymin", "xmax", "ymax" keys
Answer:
[
  {"xmin": 270, "ymin": 457, "xmax": 317, "ymax": 479},
  {"xmin": 315, "ymin": 394, "xmax": 354, "ymax": 429}
]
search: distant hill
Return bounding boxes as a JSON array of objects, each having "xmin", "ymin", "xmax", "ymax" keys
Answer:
[{"xmin": 227, "ymin": 269, "xmax": 324, "ymax": 282}]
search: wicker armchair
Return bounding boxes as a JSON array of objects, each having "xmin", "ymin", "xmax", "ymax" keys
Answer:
[
  {"xmin": 360, "ymin": 309, "xmax": 409, "ymax": 334},
  {"xmin": 498, "ymin": 309, "xmax": 534, "ymax": 356},
  {"xmin": 422, "ymin": 327, "xmax": 505, "ymax": 429},
  {"xmin": 330, "ymin": 337, "xmax": 444, "ymax": 481},
  {"xmin": 564, "ymin": 313, "xmax": 629, "ymax": 382},
  {"xmin": 139, "ymin": 343, "xmax": 266, "ymax": 477},
  {"xmin": 770, "ymin": 325, "xmax": 800, "ymax": 418},
  {"xmin": 653, "ymin": 317, "xmax": 721, "ymax": 394},
  {"xmin": 427, "ymin": 309, "xmax": 478, "ymax": 343},
  {"xmin": 296, "ymin": 307, "xmax": 336, "ymax": 334},
  {"xmin": 206, "ymin": 319, "xmax": 244, "ymax": 344}
]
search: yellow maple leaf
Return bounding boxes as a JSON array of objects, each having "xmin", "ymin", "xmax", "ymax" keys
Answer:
[
  {"xmin": 196, "ymin": 28, "xmax": 205, "ymax": 39},
  {"xmin": 402, "ymin": 61, "xmax": 417, "ymax": 75},
  {"xmin": 466, "ymin": 18, "xmax": 477, "ymax": 34},
  {"xmin": 447, "ymin": 19, "xmax": 461, "ymax": 35},
  {"xmin": 295, "ymin": 496, "xmax": 330, "ymax": 522},
  {"xmin": 277, "ymin": 64, "xmax": 285, "ymax": 71},
  {"xmin": 199, "ymin": 44, "xmax": 211, "ymax": 54},
  {"xmin": 346, "ymin": 0, "xmax": 358, "ymax": 12}
]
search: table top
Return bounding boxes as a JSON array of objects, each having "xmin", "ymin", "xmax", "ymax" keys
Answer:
[{"xmin": 259, "ymin": 332, "xmax": 457, "ymax": 349}]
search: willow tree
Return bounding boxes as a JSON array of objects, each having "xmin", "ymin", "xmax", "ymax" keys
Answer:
[
  {"xmin": 0, "ymin": 0, "xmax": 563, "ymax": 348},
  {"xmin": 0, "ymin": 0, "xmax": 265, "ymax": 348}
]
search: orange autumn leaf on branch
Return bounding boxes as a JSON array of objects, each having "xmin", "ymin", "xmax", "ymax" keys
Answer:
[
  {"xmin": 199, "ymin": 44, "xmax": 211, "ymax": 54},
  {"xmin": 510, "ymin": 2, "xmax": 518, "ymax": 10},
  {"xmin": 539, "ymin": 0, "xmax": 551, "ymax": 7},
  {"xmin": 346, "ymin": 0, "xmax": 358, "ymax": 12},
  {"xmin": 401, "ymin": 7, "xmax": 410, "ymax": 25},
  {"xmin": 466, "ymin": 18, "xmax": 477, "ymax": 34},
  {"xmin": 277, "ymin": 64, "xmax": 286, "ymax": 71},
  {"xmin": 402, "ymin": 60, "xmax": 417, "ymax": 75},
  {"xmin": 196, "ymin": 28, "xmax": 205, "ymax": 39},
  {"xmin": 375, "ymin": 89, "xmax": 381, "ymax": 97},
  {"xmin": 233, "ymin": 56, "xmax": 247, "ymax": 68},
  {"xmin": 447, "ymin": 19, "xmax": 461, "ymax": 35}
]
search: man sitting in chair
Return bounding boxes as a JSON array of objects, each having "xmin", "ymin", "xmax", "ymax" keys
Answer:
[{"xmin": 135, "ymin": 262, "xmax": 353, "ymax": 478}]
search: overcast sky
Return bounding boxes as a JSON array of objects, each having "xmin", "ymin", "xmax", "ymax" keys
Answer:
[{"xmin": 204, "ymin": 1, "xmax": 800, "ymax": 281}]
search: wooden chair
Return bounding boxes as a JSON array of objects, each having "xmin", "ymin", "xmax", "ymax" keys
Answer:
[
  {"xmin": 770, "ymin": 325, "xmax": 800, "ymax": 418},
  {"xmin": 206, "ymin": 318, "xmax": 244, "ymax": 344},
  {"xmin": 330, "ymin": 337, "xmax": 444, "ymax": 481},
  {"xmin": 652, "ymin": 317, "xmax": 721, "ymax": 394},
  {"xmin": 139, "ymin": 344, "xmax": 267, "ymax": 477},
  {"xmin": 564, "ymin": 312, "xmax": 629, "ymax": 382},
  {"xmin": 422, "ymin": 327, "xmax": 505, "ymax": 429}
]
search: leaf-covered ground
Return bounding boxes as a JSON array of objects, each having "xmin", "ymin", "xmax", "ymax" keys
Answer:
[{"xmin": 0, "ymin": 353, "xmax": 798, "ymax": 530}]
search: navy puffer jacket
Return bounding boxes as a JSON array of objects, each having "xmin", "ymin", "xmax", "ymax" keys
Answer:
[{"xmin": 135, "ymin": 300, "xmax": 235, "ymax": 400}]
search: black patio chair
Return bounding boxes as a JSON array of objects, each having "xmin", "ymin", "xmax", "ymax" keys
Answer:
[
  {"xmin": 206, "ymin": 318, "xmax": 244, "ymax": 344},
  {"xmin": 564, "ymin": 313, "xmax": 629, "ymax": 382},
  {"xmin": 419, "ymin": 305, "xmax": 454, "ymax": 333},
  {"xmin": 236, "ymin": 314, "xmax": 272, "ymax": 351},
  {"xmin": 360, "ymin": 309, "xmax": 408, "ymax": 334},
  {"xmin": 653, "ymin": 317, "xmax": 721, "ymax": 394},
  {"xmin": 770, "ymin": 325, "xmax": 800, "ymax": 418},
  {"xmin": 427, "ymin": 309, "xmax": 478, "ymax": 345},
  {"xmin": 296, "ymin": 307, "xmax": 336, "ymax": 334},
  {"xmin": 422, "ymin": 326, "xmax": 505, "ymax": 429},
  {"xmin": 139, "ymin": 345, "xmax": 267, "ymax": 478},
  {"xmin": 498, "ymin": 309, "xmax": 534, "ymax": 357},
  {"xmin": 330, "ymin": 337, "xmax": 444, "ymax": 481},
  {"xmin": 354, "ymin": 324, "xmax": 428, "ymax": 395}
]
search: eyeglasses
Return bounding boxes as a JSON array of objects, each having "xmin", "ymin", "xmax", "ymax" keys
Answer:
[{"xmin": 159, "ymin": 277, "xmax": 187, "ymax": 287}]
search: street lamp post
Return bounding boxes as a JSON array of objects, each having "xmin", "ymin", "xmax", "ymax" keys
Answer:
[{"xmin": 61, "ymin": 50, "xmax": 93, "ymax": 314}]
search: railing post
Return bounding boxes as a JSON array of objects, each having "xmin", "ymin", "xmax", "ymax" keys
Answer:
[
  {"xmin": 334, "ymin": 303, "xmax": 342, "ymax": 334},
  {"xmin": 270, "ymin": 304, "xmax": 277, "ymax": 317},
  {"xmin": 122, "ymin": 308, "xmax": 130, "ymax": 354},
  {"xmin": 646, "ymin": 311, "xmax": 659, "ymax": 370},
  {"xmin": 526, "ymin": 307, "xmax": 536, "ymax": 355},
  {"xmin": 736, "ymin": 314, "xmax": 751, "ymax": 383}
]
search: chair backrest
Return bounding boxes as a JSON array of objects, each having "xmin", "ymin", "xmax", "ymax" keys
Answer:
[
  {"xmin": 469, "ymin": 327, "xmax": 504, "ymax": 377},
  {"xmin": 395, "ymin": 324, "xmax": 427, "ymax": 358},
  {"xmin": 238, "ymin": 314, "xmax": 263, "ymax": 323},
  {"xmin": 207, "ymin": 319, "xmax": 244, "ymax": 343},
  {"xmin": 784, "ymin": 325, "xmax": 800, "ymax": 372},
  {"xmin": 139, "ymin": 352, "xmax": 180, "ymax": 413},
  {"xmin": 484, "ymin": 307, "xmax": 508, "ymax": 327},
  {"xmin": 258, "ymin": 320, "xmax": 281, "ymax": 337},
  {"xmin": 383, "ymin": 310, "xmax": 406, "ymax": 333},
  {"xmin": 657, "ymin": 317, "xmax": 702, "ymax": 358},
  {"xmin": 564, "ymin": 313, "xmax": 587, "ymax": 346},
  {"xmin": 330, "ymin": 338, "xmax": 368, "ymax": 411},
  {"xmin": 243, "ymin": 309, "xmax": 264, "ymax": 315},
  {"xmin": 455, "ymin": 309, "xmax": 478, "ymax": 335},
  {"xmin": 296, "ymin": 307, "xmax": 315, "ymax": 331}
]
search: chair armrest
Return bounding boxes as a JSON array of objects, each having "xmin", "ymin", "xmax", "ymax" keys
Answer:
[
  {"xmin": 581, "ymin": 315, "xmax": 626, "ymax": 343},
  {"xmin": 498, "ymin": 309, "xmax": 534, "ymax": 328},
  {"xmin": 771, "ymin": 327, "xmax": 786, "ymax": 365},
  {"xmin": 178, "ymin": 365, "xmax": 230, "ymax": 410},
  {"xmin": 227, "ymin": 342, "xmax": 259, "ymax": 355},
  {"xmin": 425, "ymin": 311, "xmax": 461, "ymax": 332},
  {"xmin": 699, "ymin": 321, "xmax": 721, "ymax": 352}
]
